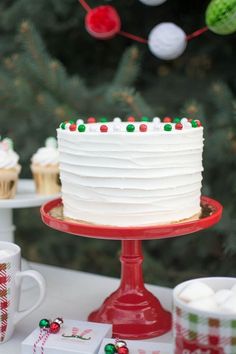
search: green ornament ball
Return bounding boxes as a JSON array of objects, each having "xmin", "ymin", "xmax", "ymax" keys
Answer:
[
  {"xmin": 126, "ymin": 124, "xmax": 135, "ymax": 132},
  {"xmin": 78, "ymin": 124, "xmax": 86, "ymax": 132},
  {"xmin": 164, "ymin": 124, "xmax": 172, "ymax": 131},
  {"xmin": 173, "ymin": 117, "xmax": 181, "ymax": 123},
  {"xmin": 60, "ymin": 122, "xmax": 66, "ymax": 129},
  {"xmin": 141, "ymin": 116, "xmax": 149, "ymax": 122},
  {"xmin": 206, "ymin": 0, "xmax": 236, "ymax": 35},
  {"xmin": 39, "ymin": 318, "xmax": 50, "ymax": 329},
  {"xmin": 191, "ymin": 120, "xmax": 198, "ymax": 128},
  {"xmin": 104, "ymin": 343, "xmax": 117, "ymax": 354},
  {"xmin": 100, "ymin": 117, "xmax": 108, "ymax": 123}
]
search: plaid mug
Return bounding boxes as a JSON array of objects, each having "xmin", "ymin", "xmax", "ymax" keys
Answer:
[
  {"xmin": 173, "ymin": 277, "xmax": 236, "ymax": 354},
  {"xmin": 0, "ymin": 241, "xmax": 46, "ymax": 343}
]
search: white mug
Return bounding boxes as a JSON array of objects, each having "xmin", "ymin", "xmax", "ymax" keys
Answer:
[{"xmin": 0, "ymin": 241, "xmax": 46, "ymax": 343}]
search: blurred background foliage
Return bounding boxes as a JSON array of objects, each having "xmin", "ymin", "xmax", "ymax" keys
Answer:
[{"xmin": 0, "ymin": 0, "xmax": 236, "ymax": 287}]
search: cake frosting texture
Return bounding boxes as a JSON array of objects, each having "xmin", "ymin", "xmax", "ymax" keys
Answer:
[{"xmin": 57, "ymin": 118, "xmax": 204, "ymax": 226}]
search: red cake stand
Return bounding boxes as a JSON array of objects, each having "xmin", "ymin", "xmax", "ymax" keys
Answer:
[{"xmin": 41, "ymin": 196, "xmax": 222, "ymax": 340}]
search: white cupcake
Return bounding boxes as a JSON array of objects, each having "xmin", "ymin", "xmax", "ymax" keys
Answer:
[
  {"xmin": 0, "ymin": 138, "xmax": 21, "ymax": 199},
  {"xmin": 31, "ymin": 137, "xmax": 60, "ymax": 195}
]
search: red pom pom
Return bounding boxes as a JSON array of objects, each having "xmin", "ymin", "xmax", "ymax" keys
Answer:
[
  {"xmin": 69, "ymin": 124, "xmax": 77, "ymax": 131},
  {"xmin": 163, "ymin": 117, "xmax": 172, "ymax": 123},
  {"xmin": 127, "ymin": 116, "xmax": 135, "ymax": 122},
  {"xmin": 139, "ymin": 124, "xmax": 147, "ymax": 132},
  {"xmin": 175, "ymin": 123, "xmax": 183, "ymax": 130},
  {"xmin": 100, "ymin": 124, "xmax": 108, "ymax": 132},
  {"xmin": 87, "ymin": 117, "xmax": 96, "ymax": 124},
  {"xmin": 117, "ymin": 347, "xmax": 129, "ymax": 354},
  {"xmin": 85, "ymin": 6, "xmax": 121, "ymax": 40},
  {"xmin": 50, "ymin": 322, "xmax": 60, "ymax": 334},
  {"xmin": 195, "ymin": 119, "xmax": 202, "ymax": 127}
]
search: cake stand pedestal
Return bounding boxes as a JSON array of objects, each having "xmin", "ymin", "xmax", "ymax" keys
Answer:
[
  {"xmin": 0, "ymin": 179, "xmax": 59, "ymax": 243},
  {"xmin": 41, "ymin": 196, "xmax": 222, "ymax": 340}
]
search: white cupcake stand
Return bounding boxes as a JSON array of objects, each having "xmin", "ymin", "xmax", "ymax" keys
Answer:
[{"xmin": 0, "ymin": 179, "xmax": 59, "ymax": 243}]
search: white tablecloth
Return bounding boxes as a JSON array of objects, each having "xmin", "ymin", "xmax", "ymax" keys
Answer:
[{"xmin": 0, "ymin": 262, "xmax": 173, "ymax": 353}]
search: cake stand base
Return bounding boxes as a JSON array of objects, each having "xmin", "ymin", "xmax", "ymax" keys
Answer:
[{"xmin": 88, "ymin": 239, "xmax": 172, "ymax": 339}]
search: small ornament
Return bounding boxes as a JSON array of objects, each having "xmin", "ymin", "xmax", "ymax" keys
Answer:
[
  {"xmin": 100, "ymin": 124, "xmax": 108, "ymax": 132},
  {"xmin": 45, "ymin": 137, "xmax": 57, "ymax": 148},
  {"xmin": 117, "ymin": 347, "xmax": 129, "ymax": 354},
  {"xmin": 113, "ymin": 117, "xmax": 122, "ymax": 123},
  {"xmin": 100, "ymin": 117, "xmax": 108, "ymax": 123},
  {"xmin": 115, "ymin": 339, "xmax": 127, "ymax": 348},
  {"xmin": 191, "ymin": 120, "xmax": 198, "ymax": 128},
  {"xmin": 139, "ymin": 124, "xmax": 148, "ymax": 132},
  {"xmin": 60, "ymin": 122, "xmax": 66, "ymax": 129},
  {"xmin": 76, "ymin": 119, "xmax": 84, "ymax": 125},
  {"xmin": 181, "ymin": 118, "xmax": 188, "ymax": 125},
  {"xmin": 163, "ymin": 116, "xmax": 172, "ymax": 123},
  {"xmin": 175, "ymin": 123, "xmax": 183, "ymax": 130},
  {"xmin": 164, "ymin": 123, "xmax": 172, "ymax": 131},
  {"xmin": 78, "ymin": 124, "xmax": 86, "ymax": 132},
  {"xmin": 65, "ymin": 122, "xmax": 71, "ymax": 130},
  {"xmin": 69, "ymin": 124, "xmax": 77, "ymax": 131},
  {"xmin": 185, "ymin": 122, "xmax": 192, "ymax": 129},
  {"xmin": 206, "ymin": 0, "xmax": 236, "ymax": 35},
  {"xmin": 148, "ymin": 22, "xmax": 187, "ymax": 60},
  {"xmin": 104, "ymin": 343, "xmax": 117, "ymax": 354},
  {"xmin": 69, "ymin": 120, "xmax": 75, "ymax": 124},
  {"xmin": 153, "ymin": 117, "xmax": 161, "ymax": 124},
  {"xmin": 126, "ymin": 124, "xmax": 135, "ymax": 132},
  {"xmin": 50, "ymin": 321, "xmax": 60, "ymax": 334},
  {"xmin": 195, "ymin": 119, "xmax": 202, "ymax": 127},
  {"xmin": 87, "ymin": 117, "xmax": 96, "ymax": 123},
  {"xmin": 39, "ymin": 319, "xmax": 50, "ymax": 329},
  {"xmin": 85, "ymin": 5, "xmax": 121, "ymax": 40},
  {"xmin": 141, "ymin": 116, "xmax": 149, "ymax": 122},
  {"xmin": 173, "ymin": 117, "xmax": 181, "ymax": 123},
  {"xmin": 127, "ymin": 116, "xmax": 135, "ymax": 122},
  {"xmin": 139, "ymin": 0, "xmax": 167, "ymax": 5}
]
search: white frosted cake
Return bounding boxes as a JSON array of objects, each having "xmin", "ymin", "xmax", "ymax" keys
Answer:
[{"xmin": 57, "ymin": 117, "xmax": 203, "ymax": 226}]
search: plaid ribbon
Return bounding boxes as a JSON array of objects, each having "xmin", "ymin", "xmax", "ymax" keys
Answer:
[
  {"xmin": 174, "ymin": 305, "xmax": 236, "ymax": 354},
  {"xmin": 0, "ymin": 263, "xmax": 10, "ymax": 342}
]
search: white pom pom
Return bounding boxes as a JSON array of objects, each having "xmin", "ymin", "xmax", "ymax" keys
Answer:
[
  {"xmin": 113, "ymin": 117, "xmax": 122, "ymax": 123},
  {"xmin": 76, "ymin": 119, "xmax": 84, "ymax": 125},
  {"xmin": 139, "ymin": 0, "xmax": 167, "ymax": 6},
  {"xmin": 188, "ymin": 297, "xmax": 218, "ymax": 312},
  {"xmin": 148, "ymin": 23, "xmax": 187, "ymax": 60},
  {"xmin": 178, "ymin": 281, "xmax": 214, "ymax": 303}
]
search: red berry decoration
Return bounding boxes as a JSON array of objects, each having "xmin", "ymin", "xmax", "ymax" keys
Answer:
[
  {"xmin": 85, "ymin": 5, "xmax": 121, "ymax": 40},
  {"xmin": 100, "ymin": 124, "xmax": 108, "ymax": 132},
  {"xmin": 87, "ymin": 117, "xmax": 96, "ymax": 124},
  {"xmin": 50, "ymin": 322, "xmax": 60, "ymax": 334},
  {"xmin": 127, "ymin": 116, "xmax": 135, "ymax": 122},
  {"xmin": 195, "ymin": 119, "xmax": 202, "ymax": 127},
  {"xmin": 163, "ymin": 117, "xmax": 172, "ymax": 123},
  {"xmin": 139, "ymin": 124, "xmax": 147, "ymax": 132},
  {"xmin": 69, "ymin": 124, "xmax": 77, "ymax": 131},
  {"xmin": 117, "ymin": 347, "xmax": 129, "ymax": 354},
  {"xmin": 175, "ymin": 123, "xmax": 183, "ymax": 130}
]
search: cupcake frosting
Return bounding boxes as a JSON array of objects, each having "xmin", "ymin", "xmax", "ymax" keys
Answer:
[
  {"xmin": 0, "ymin": 138, "xmax": 19, "ymax": 169},
  {"xmin": 32, "ymin": 137, "xmax": 59, "ymax": 166}
]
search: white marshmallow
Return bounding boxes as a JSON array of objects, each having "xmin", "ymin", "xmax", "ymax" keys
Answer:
[
  {"xmin": 214, "ymin": 289, "xmax": 233, "ymax": 306},
  {"xmin": 178, "ymin": 281, "xmax": 215, "ymax": 303},
  {"xmin": 220, "ymin": 295, "xmax": 236, "ymax": 313},
  {"xmin": 188, "ymin": 296, "xmax": 218, "ymax": 312}
]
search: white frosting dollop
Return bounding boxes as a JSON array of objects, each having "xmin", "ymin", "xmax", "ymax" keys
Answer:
[
  {"xmin": 148, "ymin": 22, "xmax": 187, "ymax": 60},
  {"xmin": 32, "ymin": 137, "xmax": 59, "ymax": 166},
  {"xmin": 0, "ymin": 139, "xmax": 19, "ymax": 169}
]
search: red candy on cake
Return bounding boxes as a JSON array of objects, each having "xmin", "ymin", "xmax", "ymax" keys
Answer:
[{"xmin": 163, "ymin": 117, "xmax": 172, "ymax": 123}]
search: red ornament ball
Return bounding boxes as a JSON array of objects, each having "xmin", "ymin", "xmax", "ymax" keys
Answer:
[
  {"xmin": 50, "ymin": 322, "xmax": 60, "ymax": 334},
  {"xmin": 139, "ymin": 124, "xmax": 147, "ymax": 132},
  {"xmin": 175, "ymin": 123, "xmax": 183, "ymax": 130},
  {"xmin": 117, "ymin": 347, "xmax": 129, "ymax": 354},
  {"xmin": 85, "ymin": 5, "xmax": 121, "ymax": 40},
  {"xmin": 127, "ymin": 116, "xmax": 135, "ymax": 122},
  {"xmin": 87, "ymin": 117, "xmax": 96, "ymax": 124},
  {"xmin": 69, "ymin": 124, "xmax": 77, "ymax": 131},
  {"xmin": 100, "ymin": 124, "xmax": 108, "ymax": 133},
  {"xmin": 163, "ymin": 117, "xmax": 172, "ymax": 123},
  {"xmin": 195, "ymin": 119, "xmax": 202, "ymax": 127}
]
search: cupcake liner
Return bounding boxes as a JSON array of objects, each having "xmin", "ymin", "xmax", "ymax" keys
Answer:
[
  {"xmin": 0, "ymin": 165, "xmax": 21, "ymax": 199},
  {"xmin": 31, "ymin": 164, "xmax": 61, "ymax": 195}
]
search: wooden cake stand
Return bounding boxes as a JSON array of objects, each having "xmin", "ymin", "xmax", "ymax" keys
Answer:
[{"xmin": 40, "ymin": 196, "xmax": 223, "ymax": 340}]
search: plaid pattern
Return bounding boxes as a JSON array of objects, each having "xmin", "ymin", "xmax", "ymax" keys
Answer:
[
  {"xmin": 0, "ymin": 263, "xmax": 10, "ymax": 342},
  {"xmin": 174, "ymin": 305, "xmax": 236, "ymax": 354}
]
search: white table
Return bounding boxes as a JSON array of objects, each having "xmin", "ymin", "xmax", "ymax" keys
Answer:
[{"xmin": 0, "ymin": 263, "xmax": 173, "ymax": 353}]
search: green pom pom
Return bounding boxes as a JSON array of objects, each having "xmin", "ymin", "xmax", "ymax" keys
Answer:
[
  {"xmin": 100, "ymin": 117, "xmax": 108, "ymax": 123},
  {"xmin": 191, "ymin": 120, "xmax": 198, "ymax": 128},
  {"xmin": 60, "ymin": 122, "xmax": 66, "ymax": 130},
  {"xmin": 39, "ymin": 319, "xmax": 50, "ymax": 329},
  {"xmin": 206, "ymin": 0, "xmax": 236, "ymax": 35},
  {"xmin": 104, "ymin": 343, "xmax": 117, "ymax": 354},
  {"xmin": 164, "ymin": 124, "xmax": 172, "ymax": 131},
  {"xmin": 126, "ymin": 124, "xmax": 135, "ymax": 132},
  {"xmin": 141, "ymin": 116, "xmax": 149, "ymax": 122},
  {"xmin": 69, "ymin": 120, "xmax": 75, "ymax": 124},
  {"xmin": 173, "ymin": 117, "xmax": 181, "ymax": 123},
  {"xmin": 78, "ymin": 124, "xmax": 86, "ymax": 132}
]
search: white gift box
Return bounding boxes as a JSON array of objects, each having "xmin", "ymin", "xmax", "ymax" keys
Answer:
[
  {"xmin": 98, "ymin": 338, "xmax": 173, "ymax": 354},
  {"xmin": 21, "ymin": 320, "xmax": 112, "ymax": 354}
]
